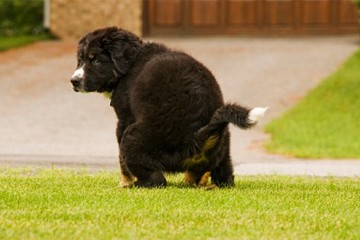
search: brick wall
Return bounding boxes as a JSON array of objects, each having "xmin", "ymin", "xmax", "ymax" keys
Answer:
[{"xmin": 49, "ymin": 0, "xmax": 142, "ymax": 39}]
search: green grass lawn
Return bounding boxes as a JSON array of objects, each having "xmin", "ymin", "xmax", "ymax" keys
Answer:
[
  {"xmin": 265, "ymin": 48, "xmax": 360, "ymax": 159},
  {"xmin": 0, "ymin": 34, "xmax": 52, "ymax": 52},
  {"xmin": 1, "ymin": 168, "xmax": 359, "ymax": 240}
]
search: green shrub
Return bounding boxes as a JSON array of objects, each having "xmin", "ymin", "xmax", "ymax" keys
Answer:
[
  {"xmin": 0, "ymin": 0, "xmax": 45, "ymax": 36},
  {"xmin": 353, "ymin": 0, "xmax": 360, "ymax": 19},
  {"xmin": 354, "ymin": 0, "xmax": 360, "ymax": 8}
]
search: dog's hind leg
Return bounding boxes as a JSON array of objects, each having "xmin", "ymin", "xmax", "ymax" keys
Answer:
[
  {"xmin": 121, "ymin": 150, "xmax": 167, "ymax": 188},
  {"xmin": 120, "ymin": 123, "xmax": 167, "ymax": 188},
  {"xmin": 132, "ymin": 170, "xmax": 166, "ymax": 188},
  {"xmin": 211, "ymin": 156, "xmax": 235, "ymax": 187},
  {"xmin": 209, "ymin": 134, "xmax": 235, "ymax": 188}
]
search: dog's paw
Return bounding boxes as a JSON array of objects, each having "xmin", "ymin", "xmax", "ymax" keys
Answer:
[
  {"xmin": 119, "ymin": 173, "xmax": 135, "ymax": 188},
  {"xmin": 198, "ymin": 172, "xmax": 211, "ymax": 187},
  {"xmin": 247, "ymin": 107, "xmax": 269, "ymax": 124}
]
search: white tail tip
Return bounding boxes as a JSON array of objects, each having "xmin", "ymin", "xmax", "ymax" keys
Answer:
[{"xmin": 247, "ymin": 107, "xmax": 269, "ymax": 124}]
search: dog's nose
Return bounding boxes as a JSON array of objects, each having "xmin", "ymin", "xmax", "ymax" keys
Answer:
[
  {"xmin": 71, "ymin": 77, "xmax": 81, "ymax": 87},
  {"xmin": 71, "ymin": 67, "xmax": 84, "ymax": 84}
]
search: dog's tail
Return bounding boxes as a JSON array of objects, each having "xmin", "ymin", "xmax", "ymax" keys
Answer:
[{"xmin": 193, "ymin": 104, "xmax": 268, "ymax": 152}]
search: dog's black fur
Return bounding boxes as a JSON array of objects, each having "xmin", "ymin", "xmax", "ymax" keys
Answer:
[{"xmin": 71, "ymin": 27, "xmax": 262, "ymax": 188}]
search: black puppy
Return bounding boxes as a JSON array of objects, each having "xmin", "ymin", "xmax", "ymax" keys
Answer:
[{"xmin": 71, "ymin": 27, "xmax": 267, "ymax": 188}]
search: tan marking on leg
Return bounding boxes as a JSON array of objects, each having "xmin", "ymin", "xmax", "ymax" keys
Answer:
[
  {"xmin": 119, "ymin": 152, "xmax": 134, "ymax": 188},
  {"xmin": 198, "ymin": 172, "xmax": 217, "ymax": 190},
  {"xmin": 184, "ymin": 171, "xmax": 197, "ymax": 187},
  {"xmin": 203, "ymin": 135, "xmax": 219, "ymax": 152},
  {"xmin": 198, "ymin": 172, "xmax": 211, "ymax": 187},
  {"xmin": 119, "ymin": 172, "xmax": 135, "ymax": 188}
]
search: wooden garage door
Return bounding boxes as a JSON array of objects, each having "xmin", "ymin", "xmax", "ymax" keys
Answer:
[{"xmin": 144, "ymin": 0, "xmax": 359, "ymax": 35}]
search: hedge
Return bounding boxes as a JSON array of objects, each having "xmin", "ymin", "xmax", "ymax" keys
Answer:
[{"xmin": 0, "ymin": 0, "xmax": 45, "ymax": 36}]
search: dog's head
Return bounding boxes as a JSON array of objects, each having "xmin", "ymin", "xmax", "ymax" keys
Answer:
[{"xmin": 70, "ymin": 27, "xmax": 143, "ymax": 93}]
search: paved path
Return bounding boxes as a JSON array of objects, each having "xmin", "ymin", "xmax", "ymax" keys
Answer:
[{"xmin": 0, "ymin": 36, "xmax": 359, "ymax": 176}]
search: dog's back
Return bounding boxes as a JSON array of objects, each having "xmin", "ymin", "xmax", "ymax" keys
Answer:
[{"xmin": 129, "ymin": 49, "xmax": 223, "ymax": 150}]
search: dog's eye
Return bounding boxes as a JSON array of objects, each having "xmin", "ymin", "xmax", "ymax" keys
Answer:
[{"xmin": 92, "ymin": 59, "xmax": 100, "ymax": 65}]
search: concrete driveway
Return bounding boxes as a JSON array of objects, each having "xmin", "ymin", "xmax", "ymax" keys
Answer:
[{"xmin": 0, "ymin": 35, "xmax": 359, "ymax": 176}]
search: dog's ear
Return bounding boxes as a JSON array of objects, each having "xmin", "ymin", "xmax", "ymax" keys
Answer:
[{"xmin": 102, "ymin": 28, "xmax": 142, "ymax": 75}]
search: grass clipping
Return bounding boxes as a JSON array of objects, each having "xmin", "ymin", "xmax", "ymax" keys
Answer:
[{"xmin": 265, "ymin": 49, "xmax": 360, "ymax": 158}]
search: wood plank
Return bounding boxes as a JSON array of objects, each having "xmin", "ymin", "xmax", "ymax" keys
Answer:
[
  {"xmin": 263, "ymin": 0, "xmax": 295, "ymax": 26},
  {"xmin": 338, "ymin": 0, "xmax": 358, "ymax": 24},
  {"xmin": 190, "ymin": 0, "xmax": 221, "ymax": 27},
  {"xmin": 301, "ymin": 0, "xmax": 332, "ymax": 25},
  {"xmin": 226, "ymin": 0, "xmax": 258, "ymax": 26},
  {"xmin": 154, "ymin": 0, "xmax": 183, "ymax": 27}
]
